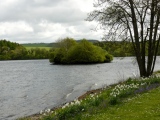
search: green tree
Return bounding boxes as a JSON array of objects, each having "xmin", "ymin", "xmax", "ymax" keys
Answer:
[
  {"xmin": 56, "ymin": 37, "xmax": 77, "ymax": 51},
  {"xmin": 87, "ymin": 0, "xmax": 160, "ymax": 77},
  {"xmin": 50, "ymin": 38, "xmax": 77, "ymax": 64},
  {"xmin": 50, "ymin": 38, "xmax": 113, "ymax": 64},
  {"xmin": 10, "ymin": 46, "xmax": 27, "ymax": 60},
  {"xmin": 68, "ymin": 39, "xmax": 107, "ymax": 63}
]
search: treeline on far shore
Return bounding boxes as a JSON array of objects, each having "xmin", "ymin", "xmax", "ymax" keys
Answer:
[
  {"xmin": 0, "ymin": 40, "xmax": 52, "ymax": 60},
  {"xmin": 1, "ymin": 39, "xmax": 160, "ymax": 61}
]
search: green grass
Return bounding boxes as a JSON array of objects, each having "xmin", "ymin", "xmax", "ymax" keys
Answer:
[
  {"xmin": 18, "ymin": 76, "xmax": 160, "ymax": 120},
  {"xmin": 21, "ymin": 43, "xmax": 52, "ymax": 50},
  {"xmin": 25, "ymin": 47, "xmax": 51, "ymax": 50},
  {"xmin": 80, "ymin": 87, "xmax": 160, "ymax": 120}
]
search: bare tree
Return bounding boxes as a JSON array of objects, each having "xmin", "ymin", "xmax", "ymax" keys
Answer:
[{"xmin": 87, "ymin": 0, "xmax": 160, "ymax": 77}]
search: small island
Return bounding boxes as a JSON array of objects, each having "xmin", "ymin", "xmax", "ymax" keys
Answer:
[{"xmin": 49, "ymin": 38, "xmax": 113, "ymax": 64}]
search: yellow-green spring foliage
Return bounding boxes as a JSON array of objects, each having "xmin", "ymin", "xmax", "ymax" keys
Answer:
[{"xmin": 49, "ymin": 38, "xmax": 113, "ymax": 64}]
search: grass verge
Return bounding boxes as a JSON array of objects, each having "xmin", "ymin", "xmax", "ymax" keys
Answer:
[{"xmin": 18, "ymin": 74, "xmax": 160, "ymax": 120}]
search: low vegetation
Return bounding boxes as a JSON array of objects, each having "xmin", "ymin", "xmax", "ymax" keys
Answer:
[
  {"xmin": 3, "ymin": 39, "xmax": 160, "ymax": 61},
  {"xmin": 0, "ymin": 40, "xmax": 51, "ymax": 60},
  {"xmin": 0, "ymin": 39, "xmax": 113, "ymax": 62},
  {"xmin": 49, "ymin": 38, "xmax": 113, "ymax": 64},
  {"xmin": 19, "ymin": 74, "xmax": 160, "ymax": 120},
  {"xmin": 94, "ymin": 41, "xmax": 160, "ymax": 57},
  {"xmin": 94, "ymin": 41, "xmax": 135, "ymax": 57},
  {"xmin": 2, "ymin": 39, "xmax": 160, "ymax": 61}
]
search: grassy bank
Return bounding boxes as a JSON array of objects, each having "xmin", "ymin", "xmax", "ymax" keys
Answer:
[{"xmin": 19, "ymin": 74, "xmax": 160, "ymax": 120}]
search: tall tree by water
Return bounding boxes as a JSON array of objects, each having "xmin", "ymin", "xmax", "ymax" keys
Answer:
[{"xmin": 87, "ymin": 0, "xmax": 160, "ymax": 77}]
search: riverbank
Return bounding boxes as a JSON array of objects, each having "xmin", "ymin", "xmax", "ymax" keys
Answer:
[
  {"xmin": 2, "ymin": 58, "xmax": 148, "ymax": 119},
  {"xmin": 18, "ymin": 88, "xmax": 104, "ymax": 120},
  {"xmin": 18, "ymin": 73, "xmax": 160, "ymax": 120}
]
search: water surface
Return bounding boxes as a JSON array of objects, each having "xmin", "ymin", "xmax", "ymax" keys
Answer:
[{"xmin": 0, "ymin": 57, "xmax": 160, "ymax": 119}]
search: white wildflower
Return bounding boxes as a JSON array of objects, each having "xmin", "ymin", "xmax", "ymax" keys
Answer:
[
  {"xmin": 43, "ymin": 113, "xmax": 46, "ymax": 116},
  {"xmin": 75, "ymin": 100, "xmax": 80, "ymax": 105},
  {"xmin": 71, "ymin": 102, "xmax": 74, "ymax": 106},
  {"xmin": 62, "ymin": 106, "xmax": 65, "ymax": 109},
  {"xmin": 45, "ymin": 109, "xmax": 50, "ymax": 113},
  {"xmin": 40, "ymin": 110, "xmax": 43, "ymax": 114}
]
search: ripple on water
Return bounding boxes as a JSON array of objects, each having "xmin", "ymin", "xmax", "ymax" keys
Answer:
[{"xmin": 0, "ymin": 57, "xmax": 160, "ymax": 119}]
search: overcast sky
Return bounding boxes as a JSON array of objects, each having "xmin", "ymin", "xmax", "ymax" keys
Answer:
[{"xmin": 0, "ymin": 0, "xmax": 103, "ymax": 43}]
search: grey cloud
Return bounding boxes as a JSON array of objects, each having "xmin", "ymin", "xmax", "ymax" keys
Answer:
[
  {"xmin": 0, "ymin": 0, "xmax": 101, "ymax": 43},
  {"xmin": 0, "ymin": 0, "xmax": 86, "ymax": 23}
]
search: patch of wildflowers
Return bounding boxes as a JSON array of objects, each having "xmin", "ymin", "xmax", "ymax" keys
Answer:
[
  {"xmin": 61, "ymin": 99, "xmax": 82, "ymax": 110},
  {"xmin": 110, "ymin": 82, "xmax": 145, "ymax": 98}
]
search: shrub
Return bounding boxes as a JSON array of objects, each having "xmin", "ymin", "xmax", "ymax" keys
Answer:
[
  {"xmin": 53, "ymin": 48, "xmax": 66, "ymax": 64},
  {"xmin": 105, "ymin": 53, "xmax": 113, "ymax": 62},
  {"xmin": 49, "ymin": 38, "xmax": 113, "ymax": 64},
  {"xmin": 67, "ymin": 40, "xmax": 97, "ymax": 63}
]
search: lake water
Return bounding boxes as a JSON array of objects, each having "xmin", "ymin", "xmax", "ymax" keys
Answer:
[{"xmin": 0, "ymin": 57, "xmax": 160, "ymax": 120}]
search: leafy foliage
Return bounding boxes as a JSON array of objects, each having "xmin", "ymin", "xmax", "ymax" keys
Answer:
[
  {"xmin": 49, "ymin": 38, "xmax": 113, "ymax": 64},
  {"xmin": 94, "ymin": 41, "xmax": 135, "ymax": 57},
  {"xmin": 0, "ymin": 40, "xmax": 50, "ymax": 60}
]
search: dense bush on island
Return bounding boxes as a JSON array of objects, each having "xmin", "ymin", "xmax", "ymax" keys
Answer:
[{"xmin": 49, "ymin": 38, "xmax": 113, "ymax": 64}]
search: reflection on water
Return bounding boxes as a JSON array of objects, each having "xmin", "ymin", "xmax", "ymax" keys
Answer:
[{"xmin": 0, "ymin": 57, "xmax": 160, "ymax": 119}]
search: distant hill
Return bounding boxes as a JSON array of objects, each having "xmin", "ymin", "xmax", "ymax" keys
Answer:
[
  {"xmin": 21, "ymin": 43, "xmax": 50, "ymax": 47},
  {"xmin": 76, "ymin": 39, "xmax": 99, "ymax": 43},
  {"xmin": 21, "ymin": 39, "xmax": 99, "ymax": 48}
]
